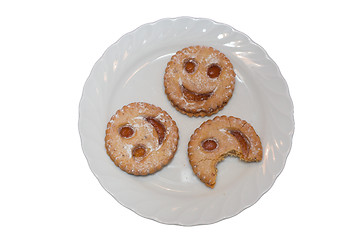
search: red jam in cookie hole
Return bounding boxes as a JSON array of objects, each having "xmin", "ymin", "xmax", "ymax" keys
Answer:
[
  {"xmin": 207, "ymin": 64, "xmax": 221, "ymax": 78},
  {"xmin": 119, "ymin": 125, "xmax": 134, "ymax": 138},
  {"xmin": 230, "ymin": 130, "xmax": 250, "ymax": 157},
  {"xmin": 146, "ymin": 117, "xmax": 166, "ymax": 145},
  {"xmin": 202, "ymin": 139, "xmax": 218, "ymax": 151},
  {"xmin": 132, "ymin": 145, "xmax": 146, "ymax": 158},
  {"xmin": 184, "ymin": 59, "xmax": 197, "ymax": 74}
]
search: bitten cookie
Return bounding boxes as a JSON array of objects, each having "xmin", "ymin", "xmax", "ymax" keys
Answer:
[
  {"xmin": 164, "ymin": 46, "xmax": 236, "ymax": 117},
  {"xmin": 105, "ymin": 102, "xmax": 179, "ymax": 175},
  {"xmin": 188, "ymin": 116, "xmax": 263, "ymax": 188}
]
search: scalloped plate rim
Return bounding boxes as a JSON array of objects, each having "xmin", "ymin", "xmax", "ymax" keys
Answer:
[{"xmin": 78, "ymin": 16, "xmax": 294, "ymax": 226}]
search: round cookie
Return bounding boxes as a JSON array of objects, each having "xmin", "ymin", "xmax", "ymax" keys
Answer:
[
  {"xmin": 105, "ymin": 102, "xmax": 179, "ymax": 175},
  {"xmin": 188, "ymin": 116, "xmax": 263, "ymax": 188},
  {"xmin": 164, "ymin": 46, "xmax": 236, "ymax": 117}
]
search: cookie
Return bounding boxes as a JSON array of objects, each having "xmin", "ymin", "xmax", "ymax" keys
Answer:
[
  {"xmin": 188, "ymin": 116, "xmax": 263, "ymax": 188},
  {"xmin": 105, "ymin": 102, "xmax": 179, "ymax": 175},
  {"xmin": 164, "ymin": 46, "xmax": 236, "ymax": 117}
]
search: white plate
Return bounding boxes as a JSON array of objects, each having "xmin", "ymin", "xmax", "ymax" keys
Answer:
[{"xmin": 78, "ymin": 17, "xmax": 294, "ymax": 226}]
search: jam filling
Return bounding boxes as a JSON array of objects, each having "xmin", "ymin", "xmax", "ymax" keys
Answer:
[
  {"xmin": 229, "ymin": 130, "xmax": 251, "ymax": 157},
  {"xmin": 119, "ymin": 125, "xmax": 134, "ymax": 138},
  {"xmin": 132, "ymin": 145, "xmax": 146, "ymax": 158},
  {"xmin": 146, "ymin": 117, "xmax": 166, "ymax": 145},
  {"xmin": 202, "ymin": 139, "xmax": 218, "ymax": 151},
  {"xmin": 181, "ymin": 85, "xmax": 212, "ymax": 102},
  {"xmin": 184, "ymin": 59, "xmax": 197, "ymax": 74},
  {"xmin": 207, "ymin": 64, "xmax": 221, "ymax": 78}
]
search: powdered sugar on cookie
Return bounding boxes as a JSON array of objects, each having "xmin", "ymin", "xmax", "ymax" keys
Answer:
[
  {"xmin": 188, "ymin": 116, "xmax": 263, "ymax": 188},
  {"xmin": 105, "ymin": 102, "xmax": 179, "ymax": 175},
  {"xmin": 164, "ymin": 46, "xmax": 236, "ymax": 117}
]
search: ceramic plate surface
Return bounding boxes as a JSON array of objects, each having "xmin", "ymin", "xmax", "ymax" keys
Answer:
[{"xmin": 78, "ymin": 17, "xmax": 294, "ymax": 226}]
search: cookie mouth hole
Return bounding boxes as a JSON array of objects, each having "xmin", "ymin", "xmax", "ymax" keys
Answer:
[
  {"xmin": 119, "ymin": 125, "xmax": 135, "ymax": 138},
  {"xmin": 146, "ymin": 117, "xmax": 166, "ymax": 145},
  {"xmin": 201, "ymin": 138, "xmax": 218, "ymax": 151},
  {"xmin": 183, "ymin": 58, "xmax": 198, "ymax": 74},
  {"xmin": 181, "ymin": 85, "xmax": 212, "ymax": 102},
  {"xmin": 207, "ymin": 63, "xmax": 221, "ymax": 78},
  {"xmin": 132, "ymin": 145, "xmax": 146, "ymax": 158},
  {"xmin": 229, "ymin": 130, "xmax": 251, "ymax": 157}
]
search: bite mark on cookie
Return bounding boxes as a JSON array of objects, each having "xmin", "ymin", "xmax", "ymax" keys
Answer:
[{"xmin": 188, "ymin": 116, "xmax": 263, "ymax": 188}]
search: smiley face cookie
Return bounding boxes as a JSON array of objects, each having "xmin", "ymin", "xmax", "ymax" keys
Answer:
[
  {"xmin": 188, "ymin": 116, "xmax": 263, "ymax": 188},
  {"xmin": 164, "ymin": 46, "xmax": 236, "ymax": 117},
  {"xmin": 105, "ymin": 102, "xmax": 179, "ymax": 175}
]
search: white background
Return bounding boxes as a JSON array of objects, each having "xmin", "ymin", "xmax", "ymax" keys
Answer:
[{"xmin": 1, "ymin": 0, "xmax": 359, "ymax": 239}]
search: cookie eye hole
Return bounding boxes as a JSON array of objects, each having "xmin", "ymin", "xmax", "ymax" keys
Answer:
[
  {"xmin": 184, "ymin": 59, "xmax": 197, "ymax": 74},
  {"xmin": 207, "ymin": 64, "xmax": 221, "ymax": 78},
  {"xmin": 119, "ymin": 125, "xmax": 134, "ymax": 138},
  {"xmin": 202, "ymin": 139, "xmax": 218, "ymax": 151},
  {"xmin": 132, "ymin": 145, "xmax": 146, "ymax": 158}
]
